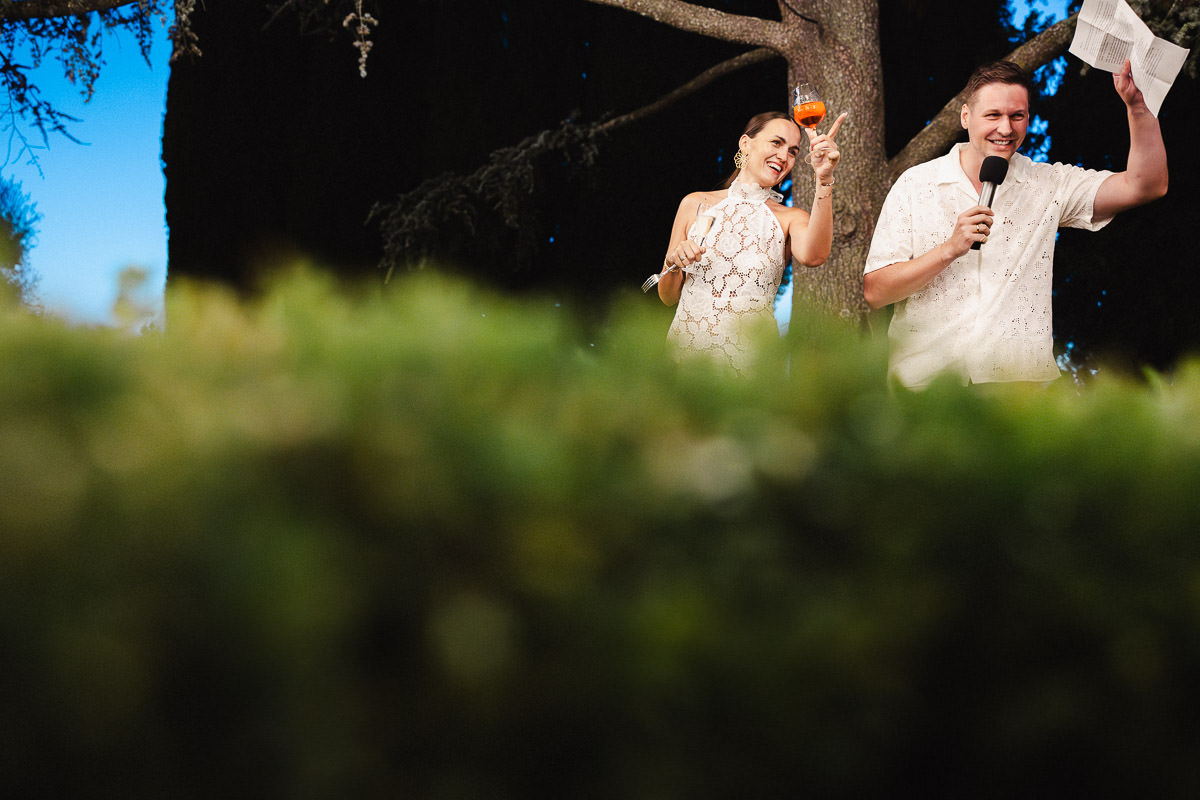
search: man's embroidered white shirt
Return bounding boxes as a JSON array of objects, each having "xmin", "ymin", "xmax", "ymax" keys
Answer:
[{"xmin": 865, "ymin": 144, "xmax": 1113, "ymax": 387}]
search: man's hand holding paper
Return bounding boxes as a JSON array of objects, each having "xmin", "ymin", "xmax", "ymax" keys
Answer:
[{"xmin": 1068, "ymin": 0, "xmax": 1189, "ymax": 116}]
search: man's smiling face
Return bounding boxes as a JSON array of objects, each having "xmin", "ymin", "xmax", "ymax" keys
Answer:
[{"xmin": 961, "ymin": 81, "xmax": 1030, "ymax": 163}]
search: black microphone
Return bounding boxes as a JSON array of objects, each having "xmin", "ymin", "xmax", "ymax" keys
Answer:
[{"xmin": 970, "ymin": 155, "xmax": 1009, "ymax": 251}]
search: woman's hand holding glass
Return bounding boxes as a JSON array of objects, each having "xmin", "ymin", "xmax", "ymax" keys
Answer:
[
  {"xmin": 804, "ymin": 111, "xmax": 846, "ymax": 184},
  {"xmin": 677, "ymin": 202, "xmax": 714, "ymax": 267},
  {"xmin": 791, "ymin": 83, "xmax": 845, "ymax": 184},
  {"xmin": 671, "ymin": 203, "xmax": 715, "ymax": 269},
  {"xmin": 642, "ymin": 202, "xmax": 715, "ymax": 292}
]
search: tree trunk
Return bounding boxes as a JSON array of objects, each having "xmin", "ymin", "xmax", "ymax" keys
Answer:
[
  {"xmin": 585, "ymin": 0, "xmax": 889, "ymax": 322},
  {"xmin": 781, "ymin": 0, "xmax": 886, "ymax": 324}
]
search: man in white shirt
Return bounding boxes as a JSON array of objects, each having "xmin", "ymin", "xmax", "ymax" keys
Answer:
[{"xmin": 864, "ymin": 60, "xmax": 1168, "ymax": 388}]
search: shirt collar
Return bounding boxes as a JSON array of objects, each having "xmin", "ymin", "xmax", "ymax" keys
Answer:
[{"xmin": 935, "ymin": 144, "xmax": 1030, "ymax": 187}]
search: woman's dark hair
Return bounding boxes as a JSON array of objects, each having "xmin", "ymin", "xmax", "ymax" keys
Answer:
[{"xmin": 720, "ymin": 111, "xmax": 799, "ymax": 189}]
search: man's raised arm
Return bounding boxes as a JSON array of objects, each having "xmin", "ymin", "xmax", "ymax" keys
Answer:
[{"xmin": 1092, "ymin": 59, "xmax": 1170, "ymax": 222}]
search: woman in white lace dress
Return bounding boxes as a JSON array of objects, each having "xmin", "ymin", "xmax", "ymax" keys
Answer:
[{"xmin": 656, "ymin": 110, "xmax": 845, "ymax": 372}]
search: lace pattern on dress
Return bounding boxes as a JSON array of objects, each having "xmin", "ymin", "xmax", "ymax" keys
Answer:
[{"xmin": 666, "ymin": 180, "xmax": 786, "ymax": 373}]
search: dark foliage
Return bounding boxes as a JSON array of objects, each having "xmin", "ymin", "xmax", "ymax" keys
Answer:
[
  {"xmin": 1131, "ymin": 0, "xmax": 1200, "ymax": 77},
  {"xmin": 164, "ymin": 0, "xmax": 783, "ymax": 298},
  {"xmin": 371, "ymin": 119, "xmax": 606, "ymax": 291},
  {"xmin": 878, "ymin": 0, "xmax": 1013, "ymax": 157},
  {"xmin": 0, "ymin": 176, "xmax": 40, "ymax": 301},
  {"xmin": 1042, "ymin": 2, "xmax": 1200, "ymax": 372}
]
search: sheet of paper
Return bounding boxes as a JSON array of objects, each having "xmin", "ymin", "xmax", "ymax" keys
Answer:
[{"xmin": 1068, "ymin": 0, "xmax": 1190, "ymax": 116}]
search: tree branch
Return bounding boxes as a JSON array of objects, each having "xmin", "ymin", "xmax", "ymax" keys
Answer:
[
  {"xmin": 777, "ymin": 0, "xmax": 819, "ymax": 28},
  {"xmin": 582, "ymin": 0, "xmax": 789, "ymax": 50},
  {"xmin": 0, "ymin": 0, "xmax": 139, "ymax": 20},
  {"xmin": 887, "ymin": 14, "xmax": 1079, "ymax": 181},
  {"xmin": 598, "ymin": 47, "xmax": 778, "ymax": 132},
  {"xmin": 375, "ymin": 43, "xmax": 780, "ymax": 278}
]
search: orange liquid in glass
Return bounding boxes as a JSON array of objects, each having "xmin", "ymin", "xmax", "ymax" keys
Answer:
[{"xmin": 793, "ymin": 100, "xmax": 826, "ymax": 129}]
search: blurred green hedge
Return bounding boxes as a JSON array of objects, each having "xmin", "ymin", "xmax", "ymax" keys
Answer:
[{"xmin": 4, "ymin": 271, "xmax": 1200, "ymax": 797}]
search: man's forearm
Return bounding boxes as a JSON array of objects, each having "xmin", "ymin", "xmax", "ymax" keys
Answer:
[
  {"xmin": 1124, "ymin": 105, "xmax": 1169, "ymax": 201},
  {"xmin": 864, "ymin": 243, "xmax": 953, "ymax": 310}
]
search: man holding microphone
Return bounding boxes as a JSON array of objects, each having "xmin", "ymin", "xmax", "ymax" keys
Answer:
[{"xmin": 863, "ymin": 59, "xmax": 1168, "ymax": 388}]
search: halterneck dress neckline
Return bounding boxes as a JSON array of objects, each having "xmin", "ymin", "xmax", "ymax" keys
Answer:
[{"xmin": 726, "ymin": 179, "xmax": 783, "ymax": 205}]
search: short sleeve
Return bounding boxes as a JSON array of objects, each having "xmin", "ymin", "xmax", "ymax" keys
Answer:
[
  {"xmin": 1051, "ymin": 161, "xmax": 1114, "ymax": 231},
  {"xmin": 864, "ymin": 174, "xmax": 915, "ymax": 275}
]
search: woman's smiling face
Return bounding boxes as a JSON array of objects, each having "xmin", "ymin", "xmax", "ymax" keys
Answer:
[{"xmin": 739, "ymin": 118, "xmax": 803, "ymax": 187}]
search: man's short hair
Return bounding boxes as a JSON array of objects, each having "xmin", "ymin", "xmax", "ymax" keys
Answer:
[{"xmin": 964, "ymin": 60, "xmax": 1032, "ymax": 105}]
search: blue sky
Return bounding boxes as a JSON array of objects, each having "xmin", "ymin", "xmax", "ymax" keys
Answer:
[
  {"xmin": 2, "ymin": 16, "xmax": 171, "ymax": 325},
  {"xmin": 1011, "ymin": 0, "xmax": 1069, "ymax": 27}
]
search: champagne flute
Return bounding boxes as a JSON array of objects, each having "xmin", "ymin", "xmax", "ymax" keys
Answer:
[
  {"xmin": 692, "ymin": 202, "xmax": 716, "ymax": 250},
  {"xmin": 640, "ymin": 202, "xmax": 717, "ymax": 292}
]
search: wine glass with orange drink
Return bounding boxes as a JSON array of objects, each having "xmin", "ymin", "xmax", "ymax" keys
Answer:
[{"xmin": 792, "ymin": 83, "xmax": 826, "ymax": 130}]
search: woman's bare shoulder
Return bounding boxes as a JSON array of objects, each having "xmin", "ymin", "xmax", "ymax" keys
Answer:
[{"xmin": 679, "ymin": 189, "xmax": 726, "ymax": 209}]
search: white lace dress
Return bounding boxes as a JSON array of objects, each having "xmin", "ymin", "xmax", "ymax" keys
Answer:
[{"xmin": 666, "ymin": 179, "xmax": 787, "ymax": 372}]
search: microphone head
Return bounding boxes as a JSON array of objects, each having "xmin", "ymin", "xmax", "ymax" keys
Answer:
[{"xmin": 979, "ymin": 155, "xmax": 1009, "ymax": 185}]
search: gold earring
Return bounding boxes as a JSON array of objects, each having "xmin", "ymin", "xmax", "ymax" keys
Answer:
[{"xmin": 734, "ymin": 149, "xmax": 747, "ymax": 169}]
